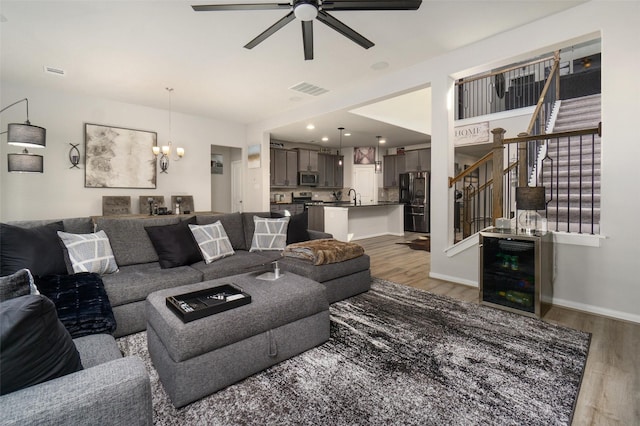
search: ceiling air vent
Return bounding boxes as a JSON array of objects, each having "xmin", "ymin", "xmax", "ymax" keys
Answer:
[
  {"xmin": 43, "ymin": 66, "xmax": 66, "ymax": 76},
  {"xmin": 289, "ymin": 82, "xmax": 328, "ymax": 97}
]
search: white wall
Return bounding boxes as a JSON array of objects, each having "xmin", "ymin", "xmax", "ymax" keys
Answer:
[
  {"xmin": 0, "ymin": 84, "xmax": 246, "ymax": 220},
  {"xmin": 247, "ymin": 1, "xmax": 640, "ymax": 323}
]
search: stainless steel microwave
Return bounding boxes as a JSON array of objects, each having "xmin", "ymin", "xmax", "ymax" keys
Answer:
[{"xmin": 298, "ymin": 171, "xmax": 319, "ymax": 186}]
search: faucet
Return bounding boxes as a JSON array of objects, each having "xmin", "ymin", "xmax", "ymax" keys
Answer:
[{"xmin": 347, "ymin": 188, "xmax": 357, "ymax": 205}]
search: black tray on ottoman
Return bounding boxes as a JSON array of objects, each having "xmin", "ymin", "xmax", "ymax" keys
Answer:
[{"xmin": 166, "ymin": 284, "xmax": 251, "ymax": 322}]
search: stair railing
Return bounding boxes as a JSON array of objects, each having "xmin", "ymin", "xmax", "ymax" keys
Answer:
[
  {"xmin": 449, "ymin": 123, "xmax": 601, "ymax": 240},
  {"xmin": 451, "ymin": 51, "xmax": 562, "ymax": 240},
  {"xmin": 455, "ymin": 52, "xmax": 558, "ymax": 120}
]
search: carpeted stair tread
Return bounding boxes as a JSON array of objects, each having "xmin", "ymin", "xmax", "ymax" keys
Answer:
[{"xmin": 539, "ymin": 93, "xmax": 601, "ymax": 233}]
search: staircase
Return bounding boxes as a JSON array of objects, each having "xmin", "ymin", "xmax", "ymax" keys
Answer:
[{"xmin": 540, "ymin": 94, "xmax": 601, "ymax": 233}]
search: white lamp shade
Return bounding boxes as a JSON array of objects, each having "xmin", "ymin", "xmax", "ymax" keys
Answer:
[
  {"xmin": 7, "ymin": 123, "xmax": 46, "ymax": 148},
  {"xmin": 161, "ymin": 145, "xmax": 170, "ymax": 155},
  {"xmin": 152, "ymin": 146, "xmax": 160, "ymax": 156},
  {"xmin": 176, "ymin": 147, "xmax": 185, "ymax": 157},
  {"xmin": 8, "ymin": 152, "xmax": 43, "ymax": 173}
]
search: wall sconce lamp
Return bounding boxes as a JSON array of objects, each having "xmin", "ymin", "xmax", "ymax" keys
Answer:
[
  {"xmin": 69, "ymin": 143, "xmax": 80, "ymax": 168},
  {"xmin": 374, "ymin": 136, "xmax": 384, "ymax": 174},
  {"xmin": 516, "ymin": 186, "xmax": 546, "ymax": 234},
  {"xmin": 1, "ymin": 98, "xmax": 46, "ymax": 173},
  {"xmin": 152, "ymin": 88, "xmax": 184, "ymax": 173}
]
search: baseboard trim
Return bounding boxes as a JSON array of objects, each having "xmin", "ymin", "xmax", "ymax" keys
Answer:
[
  {"xmin": 429, "ymin": 272, "xmax": 478, "ymax": 288},
  {"xmin": 352, "ymin": 231, "xmax": 404, "ymax": 241},
  {"xmin": 427, "ymin": 274, "xmax": 639, "ymax": 324},
  {"xmin": 551, "ymin": 297, "xmax": 640, "ymax": 324}
]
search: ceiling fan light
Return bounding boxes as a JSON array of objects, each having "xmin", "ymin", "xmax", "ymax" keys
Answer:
[{"xmin": 294, "ymin": 3, "xmax": 318, "ymax": 21}]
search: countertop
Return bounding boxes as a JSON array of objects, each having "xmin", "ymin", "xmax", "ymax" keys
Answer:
[{"xmin": 307, "ymin": 201, "xmax": 401, "ymax": 208}]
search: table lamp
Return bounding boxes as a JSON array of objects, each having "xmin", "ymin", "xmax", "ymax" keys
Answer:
[{"xmin": 516, "ymin": 186, "xmax": 546, "ymax": 234}]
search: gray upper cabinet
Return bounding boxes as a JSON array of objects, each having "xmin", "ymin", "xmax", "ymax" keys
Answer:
[
  {"xmin": 271, "ymin": 148, "xmax": 298, "ymax": 187},
  {"xmin": 297, "ymin": 149, "xmax": 318, "ymax": 172},
  {"xmin": 383, "ymin": 155, "xmax": 402, "ymax": 188},
  {"xmin": 318, "ymin": 153, "xmax": 343, "ymax": 188},
  {"xmin": 404, "ymin": 149, "xmax": 430, "ymax": 172}
]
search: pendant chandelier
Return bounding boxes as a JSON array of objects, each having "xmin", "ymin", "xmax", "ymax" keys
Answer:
[
  {"xmin": 337, "ymin": 127, "xmax": 344, "ymax": 167},
  {"xmin": 152, "ymin": 88, "xmax": 185, "ymax": 173},
  {"xmin": 375, "ymin": 136, "xmax": 383, "ymax": 174}
]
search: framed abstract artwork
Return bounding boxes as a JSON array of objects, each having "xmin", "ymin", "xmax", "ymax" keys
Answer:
[
  {"xmin": 85, "ymin": 123, "xmax": 157, "ymax": 188},
  {"xmin": 353, "ymin": 146, "xmax": 375, "ymax": 165},
  {"xmin": 248, "ymin": 144, "xmax": 261, "ymax": 169},
  {"xmin": 211, "ymin": 154, "xmax": 223, "ymax": 174}
]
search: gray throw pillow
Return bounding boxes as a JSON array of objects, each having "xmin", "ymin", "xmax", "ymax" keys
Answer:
[
  {"xmin": 57, "ymin": 230, "xmax": 119, "ymax": 275},
  {"xmin": 189, "ymin": 221, "xmax": 235, "ymax": 263},
  {"xmin": 249, "ymin": 216, "xmax": 290, "ymax": 252},
  {"xmin": 0, "ymin": 269, "xmax": 38, "ymax": 302}
]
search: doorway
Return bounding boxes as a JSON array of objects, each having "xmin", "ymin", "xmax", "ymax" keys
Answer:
[{"xmin": 210, "ymin": 145, "xmax": 242, "ymax": 213}]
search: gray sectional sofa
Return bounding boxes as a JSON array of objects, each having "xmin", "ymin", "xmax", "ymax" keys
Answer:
[
  {"xmin": 0, "ymin": 333, "xmax": 153, "ymax": 426},
  {"xmin": 0, "ymin": 210, "xmax": 370, "ymax": 423},
  {"xmin": 93, "ymin": 211, "xmax": 371, "ymax": 337}
]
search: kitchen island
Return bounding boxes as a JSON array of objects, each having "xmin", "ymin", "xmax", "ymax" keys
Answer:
[{"xmin": 307, "ymin": 202, "xmax": 404, "ymax": 242}]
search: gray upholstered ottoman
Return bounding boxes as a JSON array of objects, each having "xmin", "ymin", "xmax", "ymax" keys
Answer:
[{"xmin": 145, "ymin": 272, "xmax": 330, "ymax": 408}]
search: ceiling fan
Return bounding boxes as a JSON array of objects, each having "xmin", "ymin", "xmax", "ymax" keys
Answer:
[{"xmin": 192, "ymin": 1, "xmax": 422, "ymax": 60}]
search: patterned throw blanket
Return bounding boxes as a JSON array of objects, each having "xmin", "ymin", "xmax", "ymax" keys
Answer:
[{"xmin": 282, "ymin": 238, "xmax": 364, "ymax": 265}]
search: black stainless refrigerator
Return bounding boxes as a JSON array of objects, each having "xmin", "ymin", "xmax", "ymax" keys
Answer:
[{"xmin": 399, "ymin": 172, "xmax": 430, "ymax": 233}]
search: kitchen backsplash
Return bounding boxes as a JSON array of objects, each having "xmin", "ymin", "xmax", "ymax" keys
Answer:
[
  {"xmin": 271, "ymin": 187, "xmax": 399, "ymax": 203},
  {"xmin": 270, "ymin": 189, "xmax": 347, "ymax": 203}
]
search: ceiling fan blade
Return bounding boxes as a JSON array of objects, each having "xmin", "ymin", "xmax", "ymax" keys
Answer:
[
  {"xmin": 244, "ymin": 11, "xmax": 296, "ymax": 49},
  {"xmin": 317, "ymin": 11, "xmax": 374, "ymax": 49},
  {"xmin": 320, "ymin": 0, "xmax": 422, "ymax": 11},
  {"xmin": 192, "ymin": 3, "xmax": 291, "ymax": 12},
  {"xmin": 302, "ymin": 20, "xmax": 314, "ymax": 60}
]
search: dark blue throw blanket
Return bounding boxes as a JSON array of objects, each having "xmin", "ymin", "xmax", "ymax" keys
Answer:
[{"xmin": 35, "ymin": 273, "xmax": 117, "ymax": 338}]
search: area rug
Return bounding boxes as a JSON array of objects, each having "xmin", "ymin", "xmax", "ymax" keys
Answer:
[
  {"xmin": 396, "ymin": 235, "xmax": 430, "ymax": 251},
  {"xmin": 117, "ymin": 278, "xmax": 590, "ymax": 426}
]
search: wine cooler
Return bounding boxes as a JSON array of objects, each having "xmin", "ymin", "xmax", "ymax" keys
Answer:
[{"xmin": 479, "ymin": 229, "xmax": 553, "ymax": 318}]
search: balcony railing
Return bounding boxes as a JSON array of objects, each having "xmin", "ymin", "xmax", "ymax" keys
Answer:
[{"xmin": 455, "ymin": 53, "xmax": 558, "ymax": 121}]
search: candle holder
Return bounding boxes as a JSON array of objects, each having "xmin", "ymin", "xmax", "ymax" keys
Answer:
[{"xmin": 69, "ymin": 143, "xmax": 80, "ymax": 169}]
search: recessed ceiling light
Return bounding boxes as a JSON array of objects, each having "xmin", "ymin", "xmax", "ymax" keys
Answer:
[
  {"xmin": 306, "ymin": 124, "xmax": 315, "ymax": 130},
  {"xmin": 344, "ymin": 133, "xmax": 351, "ymax": 137},
  {"xmin": 321, "ymin": 137, "xmax": 329, "ymax": 142},
  {"xmin": 371, "ymin": 61, "xmax": 389, "ymax": 71},
  {"xmin": 380, "ymin": 139, "xmax": 386, "ymax": 144}
]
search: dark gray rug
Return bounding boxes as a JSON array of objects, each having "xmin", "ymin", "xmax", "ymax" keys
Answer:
[{"xmin": 118, "ymin": 278, "xmax": 590, "ymax": 425}]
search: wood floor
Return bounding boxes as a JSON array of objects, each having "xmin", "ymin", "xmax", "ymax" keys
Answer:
[{"xmin": 357, "ymin": 233, "xmax": 639, "ymax": 426}]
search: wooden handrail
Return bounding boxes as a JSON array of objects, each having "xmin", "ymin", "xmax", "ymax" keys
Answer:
[
  {"xmin": 466, "ymin": 161, "xmax": 518, "ymax": 198},
  {"xmin": 525, "ymin": 51, "xmax": 560, "ymax": 135},
  {"xmin": 448, "ymin": 151, "xmax": 493, "ymax": 187},
  {"xmin": 503, "ymin": 125, "xmax": 601, "ymax": 145}
]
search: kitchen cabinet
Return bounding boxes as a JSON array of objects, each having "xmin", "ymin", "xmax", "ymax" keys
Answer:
[
  {"xmin": 318, "ymin": 153, "xmax": 344, "ymax": 188},
  {"xmin": 404, "ymin": 149, "xmax": 430, "ymax": 172},
  {"xmin": 270, "ymin": 203, "xmax": 303, "ymax": 216},
  {"xmin": 297, "ymin": 149, "xmax": 318, "ymax": 172},
  {"xmin": 479, "ymin": 229, "xmax": 553, "ymax": 318},
  {"xmin": 271, "ymin": 148, "xmax": 298, "ymax": 187},
  {"xmin": 383, "ymin": 154, "xmax": 406, "ymax": 188}
]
